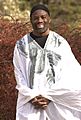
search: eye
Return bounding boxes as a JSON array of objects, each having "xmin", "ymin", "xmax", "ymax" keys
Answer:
[
  {"xmin": 32, "ymin": 15, "xmax": 47, "ymax": 21},
  {"xmin": 41, "ymin": 16, "xmax": 46, "ymax": 19},
  {"xmin": 33, "ymin": 17, "xmax": 38, "ymax": 21}
]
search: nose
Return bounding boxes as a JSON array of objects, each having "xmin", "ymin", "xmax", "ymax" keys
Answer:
[{"xmin": 38, "ymin": 17, "xmax": 43, "ymax": 22}]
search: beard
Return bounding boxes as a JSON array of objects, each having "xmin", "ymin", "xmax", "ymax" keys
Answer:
[
  {"xmin": 32, "ymin": 22, "xmax": 49, "ymax": 34},
  {"xmin": 36, "ymin": 27, "xmax": 47, "ymax": 33}
]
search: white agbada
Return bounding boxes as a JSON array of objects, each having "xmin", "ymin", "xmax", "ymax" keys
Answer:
[{"xmin": 13, "ymin": 31, "xmax": 81, "ymax": 120}]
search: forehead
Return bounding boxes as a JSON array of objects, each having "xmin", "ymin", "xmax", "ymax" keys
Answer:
[{"xmin": 31, "ymin": 9, "xmax": 49, "ymax": 17}]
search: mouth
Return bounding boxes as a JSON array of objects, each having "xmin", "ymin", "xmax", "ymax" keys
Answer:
[{"xmin": 37, "ymin": 23, "xmax": 44, "ymax": 29}]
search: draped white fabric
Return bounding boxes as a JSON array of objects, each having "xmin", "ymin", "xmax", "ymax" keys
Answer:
[{"xmin": 13, "ymin": 31, "xmax": 81, "ymax": 120}]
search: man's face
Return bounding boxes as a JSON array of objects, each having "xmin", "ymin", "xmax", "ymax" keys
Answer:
[{"xmin": 30, "ymin": 10, "xmax": 51, "ymax": 35}]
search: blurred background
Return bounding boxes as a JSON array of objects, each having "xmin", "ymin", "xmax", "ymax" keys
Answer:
[
  {"xmin": 0, "ymin": 0, "xmax": 81, "ymax": 27},
  {"xmin": 0, "ymin": 0, "xmax": 81, "ymax": 120}
]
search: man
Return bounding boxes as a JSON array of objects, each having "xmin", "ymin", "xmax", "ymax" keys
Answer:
[{"xmin": 13, "ymin": 4, "xmax": 81, "ymax": 120}]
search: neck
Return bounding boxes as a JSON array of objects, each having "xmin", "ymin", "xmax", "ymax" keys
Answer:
[{"xmin": 32, "ymin": 29, "xmax": 50, "ymax": 37}]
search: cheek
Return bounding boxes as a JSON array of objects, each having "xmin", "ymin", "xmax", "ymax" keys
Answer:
[
  {"xmin": 31, "ymin": 20, "xmax": 38, "ymax": 26},
  {"xmin": 44, "ymin": 18, "xmax": 50, "ymax": 23},
  {"xmin": 31, "ymin": 22, "xmax": 38, "ymax": 29},
  {"xmin": 44, "ymin": 20, "xmax": 50, "ymax": 27}
]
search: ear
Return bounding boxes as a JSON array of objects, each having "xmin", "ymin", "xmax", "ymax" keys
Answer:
[
  {"xmin": 49, "ymin": 18, "xmax": 51, "ymax": 23},
  {"xmin": 30, "ymin": 16, "xmax": 33, "ymax": 24}
]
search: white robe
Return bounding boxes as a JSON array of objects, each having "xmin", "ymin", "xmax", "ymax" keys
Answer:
[{"xmin": 13, "ymin": 31, "xmax": 81, "ymax": 120}]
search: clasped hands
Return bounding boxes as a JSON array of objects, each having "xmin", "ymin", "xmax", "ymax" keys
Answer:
[{"xmin": 30, "ymin": 95, "xmax": 51, "ymax": 110}]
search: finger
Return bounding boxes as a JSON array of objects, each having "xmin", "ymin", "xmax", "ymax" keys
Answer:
[
  {"xmin": 38, "ymin": 101, "xmax": 47, "ymax": 105},
  {"xmin": 34, "ymin": 105, "xmax": 41, "ymax": 109},
  {"xmin": 31, "ymin": 97, "xmax": 37, "ymax": 103},
  {"xmin": 31, "ymin": 98, "xmax": 38, "ymax": 106},
  {"xmin": 41, "ymin": 104, "xmax": 48, "ymax": 109},
  {"xmin": 34, "ymin": 102, "xmax": 48, "ymax": 110},
  {"xmin": 36, "ymin": 95, "xmax": 42, "ymax": 99},
  {"xmin": 34, "ymin": 103, "xmax": 47, "ymax": 109}
]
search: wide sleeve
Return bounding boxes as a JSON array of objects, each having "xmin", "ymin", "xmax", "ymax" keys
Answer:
[
  {"xmin": 41, "ymin": 39, "xmax": 81, "ymax": 111},
  {"xmin": 13, "ymin": 42, "xmax": 40, "ymax": 102}
]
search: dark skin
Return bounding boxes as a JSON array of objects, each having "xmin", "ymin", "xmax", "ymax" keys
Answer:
[
  {"xmin": 30, "ymin": 9, "xmax": 51, "ymax": 36},
  {"xmin": 30, "ymin": 95, "xmax": 51, "ymax": 110},
  {"xmin": 30, "ymin": 10, "xmax": 51, "ymax": 110}
]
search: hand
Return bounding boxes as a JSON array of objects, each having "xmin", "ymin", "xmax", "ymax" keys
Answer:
[{"xmin": 30, "ymin": 95, "xmax": 51, "ymax": 110}]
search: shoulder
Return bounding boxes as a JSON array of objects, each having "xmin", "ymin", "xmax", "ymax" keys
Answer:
[
  {"xmin": 14, "ymin": 33, "xmax": 30, "ymax": 56},
  {"xmin": 50, "ymin": 31, "xmax": 66, "ymax": 42},
  {"xmin": 50, "ymin": 30, "xmax": 70, "ymax": 47},
  {"xmin": 16, "ymin": 33, "xmax": 30, "ymax": 45}
]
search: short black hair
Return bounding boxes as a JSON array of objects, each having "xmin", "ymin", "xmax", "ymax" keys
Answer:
[{"xmin": 30, "ymin": 4, "xmax": 50, "ymax": 17}]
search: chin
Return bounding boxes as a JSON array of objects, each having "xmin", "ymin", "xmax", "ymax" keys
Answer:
[{"xmin": 37, "ymin": 28, "xmax": 46, "ymax": 34}]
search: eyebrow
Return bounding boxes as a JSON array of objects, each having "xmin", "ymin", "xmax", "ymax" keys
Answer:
[{"xmin": 32, "ymin": 13, "xmax": 48, "ymax": 17}]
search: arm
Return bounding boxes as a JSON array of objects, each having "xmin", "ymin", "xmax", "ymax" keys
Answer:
[
  {"xmin": 13, "ymin": 43, "xmax": 51, "ymax": 108},
  {"xmin": 39, "ymin": 39, "xmax": 81, "ymax": 111},
  {"xmin": 13, "ymin": 43, "xmax": 40, "ymax": 102}
]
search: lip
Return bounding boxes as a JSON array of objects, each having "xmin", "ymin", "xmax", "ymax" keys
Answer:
[{"xmin": 37, "ymin": 23, "xmax": 44, "ymax": 28}]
